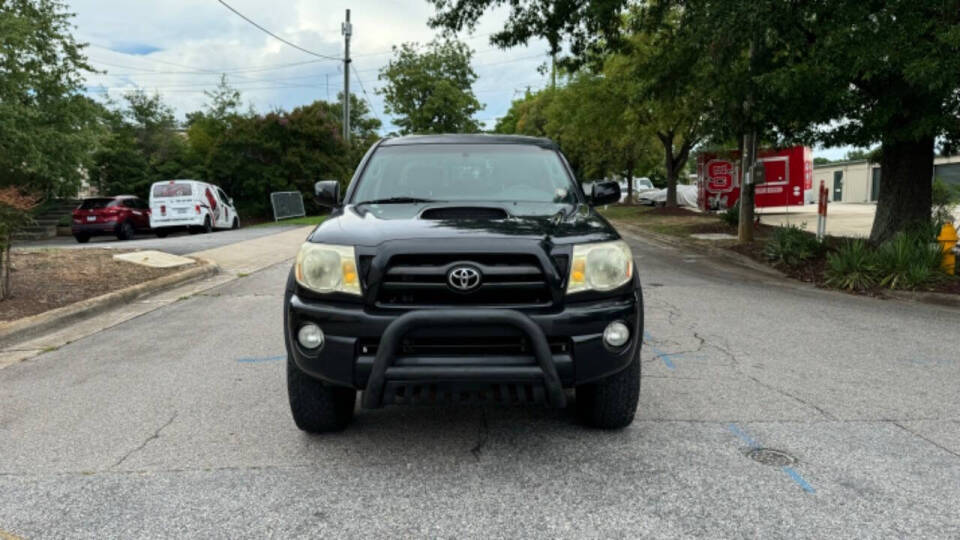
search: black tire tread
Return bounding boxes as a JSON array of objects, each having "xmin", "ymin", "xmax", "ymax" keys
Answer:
[
  {"xmin": 575, "ymin": 352, "xmax": 641, "ymax": 429},
  {"xmin": 287, "ymin": 357, "xmax": 356, "ymax": 433}
]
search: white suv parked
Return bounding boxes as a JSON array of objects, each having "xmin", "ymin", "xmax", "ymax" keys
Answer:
[{"xmin": 149, "ymin": 180, "xmax": 240, "ymax": 237}]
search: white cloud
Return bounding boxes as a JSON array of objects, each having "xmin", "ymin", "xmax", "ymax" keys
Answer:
[{"xmin": 69, "ymin": 0, "xmax": 551, "ymax": 133}]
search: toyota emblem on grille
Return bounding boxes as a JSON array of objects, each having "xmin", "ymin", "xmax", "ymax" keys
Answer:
[{"xmin": 447, "ymin": 265, "xmax": 482, "ymax": 292}]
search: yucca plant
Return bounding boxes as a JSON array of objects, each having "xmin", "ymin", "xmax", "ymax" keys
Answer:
[
  {"xmin": 764, "ymin": 225, "xmax": 821, "ymax": 267},
  {"xmin": 875, "ymin": 231, "xmax": 944, "ymax": 289},
  {"xmin": 825, "ymin": 239, "xmax": 878, "ymax": 291}
]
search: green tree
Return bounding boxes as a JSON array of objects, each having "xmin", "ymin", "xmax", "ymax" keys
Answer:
[
  {"xmin": 604, "ymin": 29, "xmax": 705, "ymax": 207},
  {"xmin": 378, "ymin": 39, "xmax": 483, "ymax": 134},
  {"xmin": 0, "ymin": 0, "xmax": 98, "ymax": 197},
  {"xmin": 430, "ymin": 0, "xmax": 960, "ymax": 242},
  {"xmin": 89, "ymin": 90, "xmax": 196, "ymax": 197},
  {"xmin": 203, "ymin": 100, "xmax": 361, "ymax": 217},
  {"xmin": 644, "ymin": 0, "xmax": 960, "ymax": 242}
]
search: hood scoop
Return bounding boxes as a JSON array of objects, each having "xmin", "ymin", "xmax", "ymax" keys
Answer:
[{"xmin": 420, "ymin": 206, "xmax": 509, "ymax": 220}]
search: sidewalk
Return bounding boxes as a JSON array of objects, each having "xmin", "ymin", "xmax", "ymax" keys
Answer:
[
  {"xmin": 188, "ymin": 226, "xmax": 313, "ymax": 275},
  {"xmin": 0, "ymin": 226, "xmax": 313, "ymax": 369}
]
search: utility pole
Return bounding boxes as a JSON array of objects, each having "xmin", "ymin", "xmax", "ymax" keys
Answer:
[
  {"xmin": 342, "ymin": 9, "xmax": 352, "ymax": 145},
  {"xmin": 738, "ymin": 36, "xmax": 758, "ymax": 242},
  {"xmin": 738, "ymin": 130, "xmax": 757, "ymax": 242}
]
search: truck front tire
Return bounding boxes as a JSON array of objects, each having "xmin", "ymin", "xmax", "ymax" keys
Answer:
[
  {"xmin": 575, "ymin": 352, "xmax": 640, "ymax": 429},
  {"xmin": 287, "ymin": 356, "xmax": 356, "ymax": 433}
]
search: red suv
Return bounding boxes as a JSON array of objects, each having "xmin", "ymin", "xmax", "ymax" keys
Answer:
[{"xmin": 72, "ymin": 196, "xmax": 152, "ymax": 243}]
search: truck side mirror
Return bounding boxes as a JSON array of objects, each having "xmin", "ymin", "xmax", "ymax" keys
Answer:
[
  {"xmin": 590, "ymin": 181, "xmax": 621, "ymax": 206},
  {"xmin": 314, "ymin": 180, "xmax": 341, "ymax": 208}
]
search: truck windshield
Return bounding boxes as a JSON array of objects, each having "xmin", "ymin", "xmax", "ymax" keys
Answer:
[{"xmin": 352, "ymin": 144, "xmax": 577, "ymax": 204}]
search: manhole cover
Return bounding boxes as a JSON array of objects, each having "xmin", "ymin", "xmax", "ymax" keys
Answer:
[{"xmin": 746, "ymin": 448, "xmax": 797, "ymax": 467}]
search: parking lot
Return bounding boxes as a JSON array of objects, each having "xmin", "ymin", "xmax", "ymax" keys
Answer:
[{"xmin": 1, "ymin": 227, "xmax": 957, "ymax": 538}]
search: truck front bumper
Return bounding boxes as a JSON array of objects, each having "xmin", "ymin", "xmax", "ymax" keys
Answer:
[{"xmin": 285, "ymin": 281, "xmax": 642, "ymax": 409}]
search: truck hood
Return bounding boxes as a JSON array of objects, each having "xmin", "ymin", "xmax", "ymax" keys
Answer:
[{"xmin": 307, "ymin": 202, "xmax": 619, "ymax": 247}]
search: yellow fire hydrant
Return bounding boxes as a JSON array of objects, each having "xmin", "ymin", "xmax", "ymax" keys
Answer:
[{"xmin": 938, "ymin": 222, "xmax": 958, "ymax": 275}]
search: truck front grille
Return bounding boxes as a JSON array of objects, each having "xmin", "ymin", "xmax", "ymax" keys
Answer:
[{"xmin": 375, "ymin": 253, "xmax": 553, "ymax": 308}]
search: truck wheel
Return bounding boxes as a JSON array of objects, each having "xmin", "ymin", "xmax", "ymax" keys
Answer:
[
  {"xmin": 74, "ymin": 234, "xmax": 90, "ymax": 244},
  {"xmin": 575, "ymin": 352, "xmax": 640, "ymax": 429},
  {"xmin": 287, "ymin": 356, "xmax": 356, "ymax": 433},
  {"xmin": 232, "ymin": 217, "xmax": 240, "ymax": 230},
  {"xmin": 202, "ymin": 216, "xmax": 213, "ymax": 234},
  {"xmin": 155, "ymin": 230, "xmax": 168, "ymax": 238}
]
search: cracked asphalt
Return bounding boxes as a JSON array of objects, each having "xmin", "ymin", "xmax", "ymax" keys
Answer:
[{"xmin": 1, "ymin": 229, "xmax": 959, "ymax": 538}]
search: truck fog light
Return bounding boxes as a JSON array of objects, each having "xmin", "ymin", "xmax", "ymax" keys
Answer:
[
  {"xmin": 298, "ymin": 324, "xmax": 324, "ymax": 349},
  {"xmin": 603, "ymin": 321, "xmax": 630, "ymax": 347}
]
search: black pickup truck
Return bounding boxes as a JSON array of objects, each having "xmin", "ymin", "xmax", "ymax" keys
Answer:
[{"xmin": 284, "ymin": 134, "xmax": 643, "ymax": 432}]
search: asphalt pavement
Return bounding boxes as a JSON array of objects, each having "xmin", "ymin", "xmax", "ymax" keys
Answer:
[
  {"xmin": 15, "ymin": 226, "xmax": 300, "ymax": 256},
  {"xmin": 1, "ymin": 228, "xmax": 959, "ymax": 538}
]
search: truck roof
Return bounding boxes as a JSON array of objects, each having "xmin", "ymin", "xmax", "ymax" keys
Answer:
[{"xmin": 379, "ymin": 134, "xmax": 558, "ymax": 149}]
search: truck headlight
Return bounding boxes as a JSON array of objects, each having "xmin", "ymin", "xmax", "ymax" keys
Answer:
[
  {"xmin": 566, "ymin": 240, "xmax": 633, "ymax": 294},
  {"xmin": 295, "ymin": 243, "xmax": 361, "ymax": 295}
]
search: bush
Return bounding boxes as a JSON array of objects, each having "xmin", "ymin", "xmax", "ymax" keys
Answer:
[
  {"xmin": 764, "ymin": 225, "xmax": 821, "ymax": 267},
  {"xmin": 932, "ymin": 178, "xmax": 959, "ymax": 227},
  {"xmin": 824, "ymin": 239, "xmax": 877, "ymax": 291},
  {"xmin": 875, "ymin": 231, "xmax": 944, "ymax": 289},
  {"xmin": 720, "ymin": 201, "xmax": 739, "ymax": 227}
]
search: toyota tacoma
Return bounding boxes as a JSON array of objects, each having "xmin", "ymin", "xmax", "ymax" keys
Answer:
[{"xmin": 284, "ymin": 134, "xmax": 642, "ymax": 432}]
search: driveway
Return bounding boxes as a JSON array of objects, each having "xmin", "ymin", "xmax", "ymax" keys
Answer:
[
  {"xmin": 757, "ymin": 202, "xmax": 960, "ymax": 237},
  {"xmin": 1, "ymin": 227, "xmax": 958, "ymax": 537},
  {"xmin": 14, "ymin": 226, "xmax": 304, "ymax": 256}
]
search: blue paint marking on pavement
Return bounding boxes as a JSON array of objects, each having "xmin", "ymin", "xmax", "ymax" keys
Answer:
[
  {"xmin": 727, "ymin": 423, "xmax": 760, "ymax": 448},
  {"xmin": 728, "ymin": 423, "xmax": 816, "ymax": 495},
  {"xmin": 236, "ymin": 355, "xmax": 285, "ymax": 363},
  {"xmin": 782, "ymin": 466, "xmax": 817, "ymax": 494},
  {"xmin": 643, "ymin": 331, "xmax": 677, "ymax": 370}
]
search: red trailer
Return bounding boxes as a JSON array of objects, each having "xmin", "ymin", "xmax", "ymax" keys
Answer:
[{"xmin": 697, "ymin": 146, "xmax": 813, "ymax": 210}]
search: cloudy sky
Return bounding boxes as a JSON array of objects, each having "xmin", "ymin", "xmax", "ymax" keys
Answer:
[
  {"xmin": 68, "ymin": 0, "xmax": 849, "ymax": 158},
  {"xmin": 69, "ymin": 0, "xmax": 551, "ymax": 134}
]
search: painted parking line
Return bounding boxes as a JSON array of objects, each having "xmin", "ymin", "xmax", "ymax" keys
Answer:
[
  {"xmin": 727, "ymin": 423, "xmax": 816, "ymax": 494},
  {"xmin": 236, "ymin": 355, "xmax": 285, "ymax": 363},
  {"xmin": 643, "ymin": 331, "xmax": 677, "ymax": 370}
]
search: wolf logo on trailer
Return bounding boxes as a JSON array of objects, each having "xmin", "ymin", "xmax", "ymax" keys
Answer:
[{"xmin": 697, "ymin": 146, "xmax": 813, "ymax": 211}]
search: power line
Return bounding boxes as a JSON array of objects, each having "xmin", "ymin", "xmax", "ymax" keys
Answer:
[
  {"xmin": 216, "ymin": 0, "xmax": 342, "ymax": 61},
  {"xmin": 87, "ymin": 44, "xmax": 331, "ymax": 74},
  {"xmin": 350, "ymin": 63, "xmax": 382, "ymax": 125},
  {"xmin": 86, "ymin": 48, "xmax": 315, "ymax": 91}
]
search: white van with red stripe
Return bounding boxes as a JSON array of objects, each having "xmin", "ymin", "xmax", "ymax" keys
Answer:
[{"xmin": 149, "ymin": 180, "xmax": 240, "ymax": 237}]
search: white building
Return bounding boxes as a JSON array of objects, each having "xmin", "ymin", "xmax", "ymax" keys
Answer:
[{"xmin": 813, "ymin": 155, "xmax": 960, "ymax": 203}]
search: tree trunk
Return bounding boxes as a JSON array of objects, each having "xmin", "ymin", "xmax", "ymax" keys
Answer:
[
  {"xmin": 870, "ymin": 135, "xmax": 935, "ymax": 243},
  {"xmin": 626, "ymin": 158, "xmax": 634, "ymax": 205},
  {"xmin": 664, "ymin": 145, "xmax": 677, "ymax": 208}
]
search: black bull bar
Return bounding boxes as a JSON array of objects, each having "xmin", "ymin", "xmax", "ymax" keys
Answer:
[{"xmin": 361, "ymin": 309, "xmax": 567, "ymax": 409}]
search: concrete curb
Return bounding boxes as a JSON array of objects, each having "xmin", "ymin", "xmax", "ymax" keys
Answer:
[
  {"xmin": 882, "ymin": 289, "xmax": 960, "ymax": 309},
  {"xmin": 0, "ymin": 259, "xmax": 219, "ymax": 348},
  {"xmin": 611, "ymin": 220, "xmax": 787, "ymax": 279}
]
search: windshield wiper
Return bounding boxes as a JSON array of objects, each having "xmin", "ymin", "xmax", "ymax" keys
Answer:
[{"xmin": 354, "ymin": 197, "xmax": 438, "ymax": 205}]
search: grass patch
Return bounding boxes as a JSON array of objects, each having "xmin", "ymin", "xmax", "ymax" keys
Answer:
[
  {"xmin": 252, "ymin": 215, "xmax": 327, "ymax": 227},
  {"xmin": 600, "ymin": 204, "xmax": 736, "ymax": 238}
]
